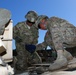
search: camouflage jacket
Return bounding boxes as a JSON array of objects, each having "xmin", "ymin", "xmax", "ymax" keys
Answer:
[
  {"xmin": 36, "ymin": 17, "xmax": 76, "ymax": 51},
  {"xmin": 13, "ymin": 21, "xmax": 39, "ymax": 45}
]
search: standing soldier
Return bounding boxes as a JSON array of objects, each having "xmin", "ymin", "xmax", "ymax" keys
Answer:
[
  {"xmin": 13, "ymin": 11, "xmax": 41, "ymax": 74},
  {"xmin": 35, "ymin": 15, "xmax": 76, "ymax": 70}
]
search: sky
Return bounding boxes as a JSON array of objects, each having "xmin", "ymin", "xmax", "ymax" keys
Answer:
[{"xmin": 0, "ymin": 0, "xmax": 76, "ymax": 49}]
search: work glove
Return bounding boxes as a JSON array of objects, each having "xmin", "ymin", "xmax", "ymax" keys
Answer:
[
  {"xmin": 15, "ymin": 36, "xmax": 22, "ymax": 42},
  {"xmin": 25, "ymin": 44, "xmax": 36, "ymax": 53}
]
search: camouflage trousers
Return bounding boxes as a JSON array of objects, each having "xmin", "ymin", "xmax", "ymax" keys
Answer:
[{"xmin": 14, "ymin": 43, "xmax": 41, "ymax": 74}]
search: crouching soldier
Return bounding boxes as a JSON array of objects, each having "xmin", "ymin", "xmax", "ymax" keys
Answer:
[{"xmin": 35, "ymin": 15, "xmax": 76, "ymax": 70}]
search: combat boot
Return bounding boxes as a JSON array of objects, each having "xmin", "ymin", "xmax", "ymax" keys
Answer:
[{"xmin": 49, "ymin": 50, "xmax": 68, "ymax": 70}]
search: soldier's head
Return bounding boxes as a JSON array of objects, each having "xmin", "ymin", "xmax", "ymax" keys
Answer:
[
  {"xmin": 0, "ymin": 8, "xmax": 11, "ymax": 35},
  {"xmin": 35, "ymin": 15, "xmax": 49, "ymax": 30},
  {"xmin": 25, "ymin": 10, "xmax": 38, "ymax": 26}
]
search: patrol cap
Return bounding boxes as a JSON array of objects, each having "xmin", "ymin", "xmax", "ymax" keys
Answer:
[
  {"xmin": 0, "ymin": 8, "xmax": 11, "ymax": 35},
  {"xmin": 25, "ymin": 10, "xmax": 38, "ymax": 22},
  {"xmin": 35, "ymin": 15, "xmax": 48, "ymax": 28}
]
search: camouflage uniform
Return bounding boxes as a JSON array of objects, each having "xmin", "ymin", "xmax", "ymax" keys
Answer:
[
  {"xmin": 36, "ymin": 16, "xmax": 76, "ymax": 70},
  {"xmin": 36, "ymin": 16, "xmax": 76, "ymax": 51},
  {"xmin": 13, "ymin": 21, "xmax": 39, "ymax": 72}
]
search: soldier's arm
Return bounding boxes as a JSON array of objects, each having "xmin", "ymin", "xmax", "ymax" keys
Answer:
[
  {"xmin": 31, "ymin": 26, "xmax": 39, "ymax": 45},
  {"xmin": 48, "ymin": 21, "xmax": 64, "ymax": 51},
  {"xmin": 32, "ymin": 31, "xmax": 39, "ymax": 45},
  {"xmin": 33, "ymin": 37, "xmax": 38, "ymax": 45},
  {"xmin": 36, "ymin": 41, "xmax": 47, "ymax": 51},
  {"xmin": 13, "ymin": 23, "xmax": 20, "ymax": 39},
  {"xmin": 13, "ymin": 26, "xmax": 18, "ymax": 39}
]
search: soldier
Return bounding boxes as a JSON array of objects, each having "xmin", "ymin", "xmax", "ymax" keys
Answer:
[
  {"xmin": 13, "ymin": 11, "xmax": 41, "ymax": 74},
  {"xmin": 0, "ymin": 8, "xmax": 14, "ymax": 75},
  {"xmin": 0, "ymin": 8, "xmax": 11, "ymax": 35},
  {"xmin": 35, "ymin": 15, "xmax": 76, "ymax": 70},
  {"xmin": 0, "ymin": 8, "xmax": 11, "ymax": 61}
]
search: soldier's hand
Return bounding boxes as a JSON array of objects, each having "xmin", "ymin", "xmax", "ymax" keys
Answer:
[{"xmin": 25, "ymin": 44, "xmax": 36, "ymax": 53}]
